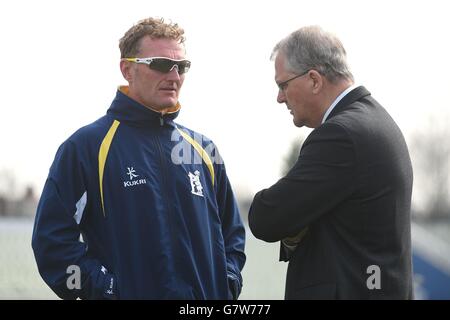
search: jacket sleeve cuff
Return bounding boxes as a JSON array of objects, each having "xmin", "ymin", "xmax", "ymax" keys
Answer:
[
  {"xmin": 102, "ymin": 272, "xmax": 118, "ymax": 300},
  {"xmin": 227, "ymin": 270, "xmax": 242, "ymax": 300},
  {"xmin": 84, "ymin": 265, "xmax": 118, "ymax": 300}
]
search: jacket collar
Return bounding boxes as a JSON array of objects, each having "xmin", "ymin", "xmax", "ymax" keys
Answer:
[
  {"xmin": 326, "ymin": 86, "xmax": 371, "ymax": 121},
  {"xmin": 107, "ymin": 86, "xmax": 181, "ymax": 127}
]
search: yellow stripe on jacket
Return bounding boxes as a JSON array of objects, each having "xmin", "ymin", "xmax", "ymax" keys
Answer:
[
  {"xmin": 98, "ymin": 120, "xmax": 120, "ymax": 216},
  {"xmin": 176, "ymin": 128, "xmax": 215, "ymax": 187}
]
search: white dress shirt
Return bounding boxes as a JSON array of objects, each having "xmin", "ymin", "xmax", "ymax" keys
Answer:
[{"xmin": 321, "ymin": 84, "xmax": 359, "ymax": 124}]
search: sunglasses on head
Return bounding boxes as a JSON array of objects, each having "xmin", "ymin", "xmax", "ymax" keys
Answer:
[{"xmin": 123, "ymin": 57, "xmax": 191, "ymax": 75}]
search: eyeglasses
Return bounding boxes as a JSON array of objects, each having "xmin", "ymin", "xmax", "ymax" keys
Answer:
[
  {"xmin": 277, "ymin": 69, "xmax": 310, "ymax": 91},
  {"xmin": 123, "ymin": 57, "xmax": 191, "ymax": 75}
]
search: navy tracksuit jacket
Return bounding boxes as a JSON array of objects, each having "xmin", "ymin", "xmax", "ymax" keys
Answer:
[{"xmin": 32, "ymin": 87, "xmax": 246, "ymax": 299}]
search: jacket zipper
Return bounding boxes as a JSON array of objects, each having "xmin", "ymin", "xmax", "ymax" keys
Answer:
[{"xmin": 153, "ymin": 124, "xmax": 179, "ymax": 291}]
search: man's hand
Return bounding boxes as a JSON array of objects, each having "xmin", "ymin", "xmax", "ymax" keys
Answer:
[{"xmin": 282, "ymin": 227, "xmax": 309, "ymax": 247}]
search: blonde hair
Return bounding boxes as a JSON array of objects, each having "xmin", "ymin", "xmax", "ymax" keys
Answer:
[{"xmin": 119, "ymin": 17, "xmax": 185, "ymax": 58}]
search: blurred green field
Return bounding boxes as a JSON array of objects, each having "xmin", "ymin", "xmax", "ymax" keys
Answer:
[
  {"xmin": 240, "ymin": 228, "xmax": 287, "ymax": 299},
  {"xmin": 0, "ymin": 218, "xmax": 57, "ymax": 299},
  {"xmin": 0, "ymin": 218, "xmax": 286, "ymax": 300}
]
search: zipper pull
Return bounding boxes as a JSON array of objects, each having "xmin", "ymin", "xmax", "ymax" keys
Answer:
[{"xmin": 160, "ymin": 115, "xmax": 164, "ymax": 126}]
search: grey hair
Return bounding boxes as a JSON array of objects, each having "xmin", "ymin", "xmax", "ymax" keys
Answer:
[{"xmin": 271, "ymin": 26, "xmax": 354, "ymax": 83}]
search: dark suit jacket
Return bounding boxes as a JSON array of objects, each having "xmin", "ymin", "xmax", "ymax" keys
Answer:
[{"xmin": 248, "ymin": 86, "xmax": 413, "ymax": 299}]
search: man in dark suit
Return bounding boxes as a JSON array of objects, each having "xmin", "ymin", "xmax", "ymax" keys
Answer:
[{"xmin": 248, "ymin": 26, "xmax": 413, "ymax": 299}]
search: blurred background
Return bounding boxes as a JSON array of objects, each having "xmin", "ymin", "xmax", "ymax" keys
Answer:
[{"xmin": 1, "ymin": 0, "xmax": 449, "ymax": 299}]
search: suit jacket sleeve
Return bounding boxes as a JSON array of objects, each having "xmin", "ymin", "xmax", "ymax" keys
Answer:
[{"xmin": 249, "ymin": 122, "xmax": 357, "ymax": 243}]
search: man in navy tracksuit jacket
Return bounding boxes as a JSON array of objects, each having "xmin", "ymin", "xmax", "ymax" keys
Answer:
[{"xmin": 32, "ymin": 18, "xmax": 246, "ymax": 300}]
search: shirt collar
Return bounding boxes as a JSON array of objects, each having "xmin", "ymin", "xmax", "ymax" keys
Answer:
[{"xmin": 321, "ymin": 84, "xmax": 358, "ymax": 124}]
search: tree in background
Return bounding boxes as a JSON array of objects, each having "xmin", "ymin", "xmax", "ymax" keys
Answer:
[
  {"xmin": 409, "ymin": 116, "xmax": 450, "ymax": 221},
  {"xmin": 0, "ymin": 169, "xmax": 37, "ymax": 217}
]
